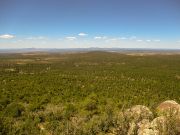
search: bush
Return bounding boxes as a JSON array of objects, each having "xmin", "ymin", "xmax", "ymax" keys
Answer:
[
  {"xmin": 64, "ymin": 104, "xmax": 77, "ymax": 120},
  {"xmin": 4, "ymin": 103, "xmax": 24, "ymax": 118},
  {"xmin": 29, "ymin": 102, "xmax": 44, "ymax": 112},
  {"xmin": 0, "ymin": 117, "xmax": 9, "ymax": 135},
  {"xmin": 84, "ymin": 93, "xmax": 98, "ymax": 111},
  {"xmin": 0, "ymin": 97, "xmax": 10, "ymax": 111}
]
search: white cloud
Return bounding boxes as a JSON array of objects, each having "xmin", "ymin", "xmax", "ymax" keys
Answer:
[
  {"xmin": 66, "ymin": 37, "xmax": 77, "ymax": 40},
  {"xmin": 177, "ymin": 41, "xmax": 180, "ymax": 43},
  {"xmin": 94, "ymin": 36, "xmax": 102, "ymax": 39},
  {"xmin": 0, "ymin": 34, "xmax": 15, "ymax": 39},
  {"xmin": 136, "ymin": 39, "xmax": 143, "ymax": 42},
  {"xmin": 78, "ymin": 33, "xmax": 88, "ymax": 36},
  {"xmin": 146, "ymin": 40, "xmax": 151, "ymax": 42}
]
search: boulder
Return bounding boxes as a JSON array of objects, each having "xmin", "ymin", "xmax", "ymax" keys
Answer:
[
  {"xmin": 124, "ymin": 102, "xmax": 180, "ymax": 135},
  {"xmin": 137, "ymin": 119, "xmax": 151, "ymax": 130},
  {"xmin": 156, "ymin": 100, "xmax": 180, "ymax": 115},
  {"xmin": 138, "ymin": 115, "xmax": 180, "ymax": 135},
  {"xmin": 156, "ymin": 100, "xmax": 180, "ymax": 134},
  {"xmin": 124, "ymin": 105, "xmax": 153, "ymax": 135},
  {"xmin": 137, "ymin": 116, "xmax": 166, "ymax": 135},
  {"xmin": 124, "ymin": 105, "xmax": 153, "ymax": 122}
]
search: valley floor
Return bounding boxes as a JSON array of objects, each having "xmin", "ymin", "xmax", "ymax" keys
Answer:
[{"xmin": 0, "ymin": 51, "xmax": 180, "ymax": 134}]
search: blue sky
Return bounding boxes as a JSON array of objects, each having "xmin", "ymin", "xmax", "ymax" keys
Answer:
[{"xmin": 0, "ymin": 0, "xmax": 180, "ymax": 48}]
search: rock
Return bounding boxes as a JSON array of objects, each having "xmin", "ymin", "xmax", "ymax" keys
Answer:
[
  {"xmin": 125, "ymin": 105, "xmax": 153, "ymax": 122},
  {"xmin": 124, "ymin": 105, "xmax": 153, "ymax": 134},
  {"xmin": 156, "ymin": 100, "xmax": 180, "ymax": 134},
  {"xmin": 124, "ymin": 102, "xmax": 180, "ymax": 135},
  {"xmin": 151, "ymin": 116, "xmax": 166, "ymax": 130},
  {"xmin": 137, "ymin": 116, "xmax": 166, "ymax": 135},
  {"xmin": 137, "ymin": 119, "xmax": 151, "ymax": 130},
  {"xmin": 137, "ymin": 119, "xmax": 157, "ymax": 135},
  {"xmin": 138, "ymin": 128, "xmax": 158, "ymax": 135},
  {"xmin": 127, "ymin": 122, "xmax": 137, "ymax": 135},
  {"xmin": 138, "ymin": 116, "xmax": 180, "ymax": 135},
  {"xmin": 156, "ymin": 100, "xmax": 180, "ymax": 115},
  {"xmin": 151, "ymin": 116, "xmax": 167, "ymax": 135}
]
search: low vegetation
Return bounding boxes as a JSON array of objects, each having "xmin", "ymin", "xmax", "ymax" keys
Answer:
[{"xmin": 0, "ymin": 51, "xmax": 180, "ymax": 134}]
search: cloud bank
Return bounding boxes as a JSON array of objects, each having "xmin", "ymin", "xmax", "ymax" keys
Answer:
[{"xmin": 0, "ymin": 34, "xmax": 15, "ymax": 39}]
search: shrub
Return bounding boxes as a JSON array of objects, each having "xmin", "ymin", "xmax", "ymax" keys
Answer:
[
  {"xmin": 29, "ymin": 102, "xmax": 44, "ymax": 112},
  {"xmin": 4, "ymin": 103, "xmax": 24, "ymax": 118},
  {"xmin": 84, "ymin": 93, "xmax": 98, "ymax": 111},
  {"xmin": 0, "ymin": 97, "xmax": 10, "ymax": 111},
  {"xmin": 0, "ymin": 117, "xmax": 9, "ymax": 135},
  {"xmin": 64, "ymin": 104, "xmax": 77, "ymax": 120}
]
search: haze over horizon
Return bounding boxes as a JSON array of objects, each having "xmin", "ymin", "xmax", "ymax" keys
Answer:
[{"xmin": 0, "ymin": 0, "xmax": 180, "ymax": 49}]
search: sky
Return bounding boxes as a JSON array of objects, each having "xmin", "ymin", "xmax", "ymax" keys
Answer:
[{"xmin": 0, "ymin": 0, "xmax": 180, "ymax": 49}]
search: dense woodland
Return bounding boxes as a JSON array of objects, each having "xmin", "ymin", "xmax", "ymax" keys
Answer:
[{"xmin": 0, "ymin": 52, "xmax": 180, "ymax": 134}]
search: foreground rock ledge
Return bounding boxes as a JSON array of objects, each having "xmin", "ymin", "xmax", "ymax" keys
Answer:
[{"xmin": 121, "ymin": 100, "xmax": 180, "ymax": 135}]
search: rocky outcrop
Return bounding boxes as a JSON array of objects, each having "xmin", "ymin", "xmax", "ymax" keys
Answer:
[
  {"xmin": 122, "ymin": 101, "xmax": 180, "ymax": 135},
  {"xmin": 137, "ymin": 116, "xmax": 166, "ymax": 135},
  {"xmin": 125, "ymin": 105, "xmax": 153, "ymax": 122},
  {"xmin": 156, "ymin": 100, "xmax": 180, "ymax": 115},
  {"xmin": 137, "ymin": 100, "xmax": 180, "ymax": 135},
  {"xmin": 124, "ymin": 105, "xmax": 153, "ymax": 135},
  {"xmin": 106, "ymin": 100, "xmax": 180, "ymax": 135}
]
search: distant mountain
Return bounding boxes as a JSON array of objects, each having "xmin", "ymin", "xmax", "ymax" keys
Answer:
[{"xmin": 0, "ymin": 48, "xmax": 180, "ymax": 53}]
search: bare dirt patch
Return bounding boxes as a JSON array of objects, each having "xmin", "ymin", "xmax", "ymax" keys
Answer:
[
  {"xmin": 126, "ymin": 52, "xmax": 180, "ymax": 56},
  {"xmin": 21, "ymin": 52, "xmax": 49, "ymax": 56}
]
